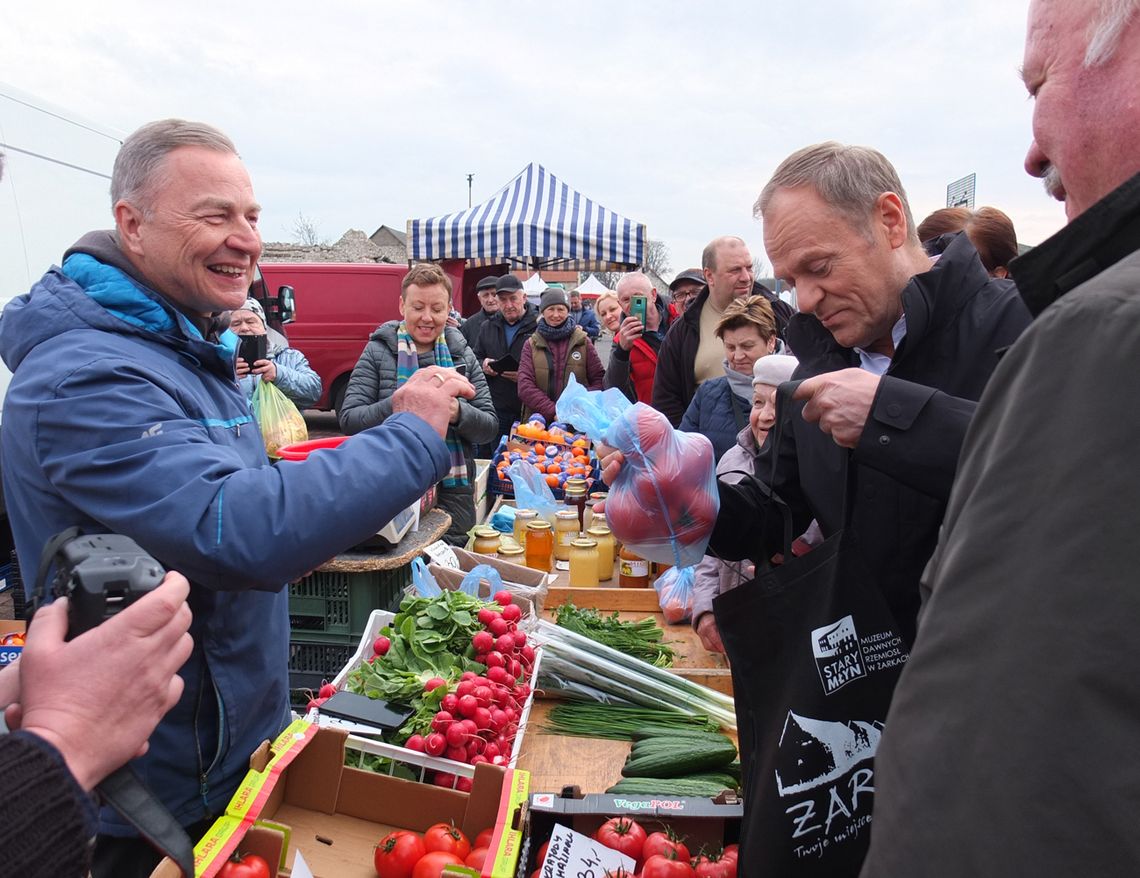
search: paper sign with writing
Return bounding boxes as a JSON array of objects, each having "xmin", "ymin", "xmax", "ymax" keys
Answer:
[
  {"xmin": 424, "ymin": 540, "xmax": 461, "ymax": 569},
  {"xmin": 539, "ymin": 824, "xmax": 635, "ymax": 877}
]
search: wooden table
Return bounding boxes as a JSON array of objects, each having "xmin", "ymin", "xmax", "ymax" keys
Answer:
[{"xmin": 517, "ymin": 700, "xmax": 633, "ymax": 796}]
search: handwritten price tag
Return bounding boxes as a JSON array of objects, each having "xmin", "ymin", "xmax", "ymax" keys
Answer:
[
  {"xmin": 539, "ymin": 824, "xmax": 635, "ymax": 877},
  {"xmin": 424, "ymin": 540, "xmax": 460, "ymax": 569}
]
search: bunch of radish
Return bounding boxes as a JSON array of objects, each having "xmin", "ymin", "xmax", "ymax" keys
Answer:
[{"xmin": 403, "ymin": 591, "xmax": 536, "ymax": 789}]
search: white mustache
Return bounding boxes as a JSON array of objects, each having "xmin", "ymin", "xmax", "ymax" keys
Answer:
[{"xmin": 1042, "ymin": 164, "xmax": 1065, "ymax": 200}]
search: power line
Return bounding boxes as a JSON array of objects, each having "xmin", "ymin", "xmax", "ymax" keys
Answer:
[
  {"xmin": 0, "ymin": 88, "xmax": 123, "ymax": 145},
  {"xmin": 0, "ymin": 142, "xmax": 111, "ymax": 180}
]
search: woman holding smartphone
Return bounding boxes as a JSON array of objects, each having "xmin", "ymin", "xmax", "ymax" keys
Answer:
[
  {"xmin": 338, "ymin": 263, "xmax": 497, "ymax": 544},
  {"xmin": 229, "ymin": 298, "xmax": 322, "ymax": 408}
]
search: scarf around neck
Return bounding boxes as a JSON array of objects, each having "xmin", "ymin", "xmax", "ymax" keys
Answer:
[
  {"xmin": 724, "ymin": 359, "xmax": 756, "ymax": 402},
  {"xmin": 395, "ymin": 323, "xmax": 468, "ymax": 487},
  {"xmin": 536, "ymin": 314, "xmax": 577, "ymax": 342}
]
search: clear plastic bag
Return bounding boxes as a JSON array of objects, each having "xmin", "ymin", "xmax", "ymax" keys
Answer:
[
  {"xmin": 507, "ymin": 460, "xmax": 560, "ymax": 522},
  {"xmin": 252, "ymin": 379, "xmax": 308, "ymax": 458},
  {"xmin": 654, "ymin": 565, "xmax": 696, "ymax": 625},
  {"xmin": 556, "ymin": 374, "xmax": 719, "ymax": 568},
  {"xmin": 410, "ymin": 556, "xmax": 442, "ymax": 597}
]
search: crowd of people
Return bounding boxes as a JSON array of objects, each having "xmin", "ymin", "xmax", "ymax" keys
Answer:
[{"xmin": 0, "ymin": 0, "xmax": 1137, "ymax": 874}]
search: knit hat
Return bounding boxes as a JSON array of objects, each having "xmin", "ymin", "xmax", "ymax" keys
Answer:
[
  {"xmin": 753, "ymin": 353, "xmax": 799, "ymax": 387},
  {"xmin": 540, "ymin": 288, "xmax": 569, "ymax": 313},
  {"xmin": 235, "ymin": 298, "xmax": 266, "ymax": 327}
]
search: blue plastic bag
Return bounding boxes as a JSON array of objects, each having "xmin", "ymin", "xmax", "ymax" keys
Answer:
[
  {"xmin": 410, "ymin": 556, "xmax": 442, "ymax": 597},
  {"xmin": 654, "ymin": 565, "xmax": 696, "ymax": 625},
  {"xmin": 489, "ymin": 504, "xmax": 517, "ymax": 534},
  {"xmin": 508, "ymin": 460, "xmax": 560, "ymax": 521},
  {"xmin": 458, "ymin": 563, "xmax": 505, "ymax": 599},
  {"xmin": 556, "ymin": 374, "xmax": 719, "ymax": 568}
]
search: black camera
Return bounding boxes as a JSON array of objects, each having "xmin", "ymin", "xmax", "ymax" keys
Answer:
[{"xmin": 45, "ymin": 533, "xmax": 166, "ymax": 638}]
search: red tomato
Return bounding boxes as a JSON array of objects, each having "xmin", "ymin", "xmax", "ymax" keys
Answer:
[
  {"xmin": 466, "ymin": 847, "xmax": 489, "ymax": 868},
  {"xmin": 721, "ymin": 844, "xmax": 738, "ymax": 862},
  {"xmin": 693, "ymin": 852, "xmax": 737, "ymax": 878},
  {"xmin": 642, "ymin": 852, "xmax": 696, "ymax": 878},
  {"xmin": 423, "ymin": 822, "xmax": 471, "ymax": 859},
  {"xmin": 412, "ymin": 851, "xmax": 464, "ymax": 878},
  {"xmin": 643, "ymin": 831, "xmax": 690, "ymax": 862},
  {"xmin": 594, "ymin": 816, "xmax": 647, "ymax": 861},
  {"xmin": 474, "ymin": 827, "xmax": 495, "ymax": 849},
  {"xmin": 217, "ymin": 853, "xmax": 271, "ymax": 878},
  {"xmin": 373, "ymin": 829, "xmax": 427, "ymax": 878}
]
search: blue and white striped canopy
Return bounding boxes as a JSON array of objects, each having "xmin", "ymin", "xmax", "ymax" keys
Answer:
[{"xmin": 407, "ymin": 163, "xmax": 646, "ymax": 271}]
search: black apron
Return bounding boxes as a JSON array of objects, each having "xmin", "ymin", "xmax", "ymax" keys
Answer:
[{"xmin": 713, "ymin": 382, "xmax": 910, "ymax": 877}]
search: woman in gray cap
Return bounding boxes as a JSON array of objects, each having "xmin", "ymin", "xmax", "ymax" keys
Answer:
[{"xmin": 517, "ymin": 287, "xmax": 604, "ymax": 423}]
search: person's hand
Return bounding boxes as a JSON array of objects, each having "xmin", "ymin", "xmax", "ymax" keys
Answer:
[
  {"xmin": 446, "ymin": 314, "xmax": 461, "ymax": 329},
  {"xmin": 392, "ymin": 366, "xmax": 476, "ymax": 438},
  {"xmin": 500, "ymin": 370, "xmax": 519, "ymax": 382},
  {"xmin": 597, "ymin": 442, "xmax": 624, "ymax": 487},
  {"xmin": 482, "ymin": 358, "xmax": 499, "ymax": 378},
  {"xmin": 449, "ymin": 397, "xmax": 460, "ymax": 424},
  {"xmin": 793, "ymin": 368, "xmax": 881, "ymax": 448},
  {"xmin": 617, "ymin": 315, "xmax": 644, "ymax": 351},
  {"xmin": 0, "ymin": 663, "xmax": 20, "ymax": 712},
  {"xmin": 10, "ymin": 571, "xmax": 193, "ymax": 792},
  {"xmin": 696, "ymin": 614, "xmax": 725, "ymax": 654},
  {"xmin": 252, "ymin": 359, "xmax": 277, "ymax": 383},
  {"xmin": 235, "ymin": 356, "xmax": 251, "ymax": 377}
]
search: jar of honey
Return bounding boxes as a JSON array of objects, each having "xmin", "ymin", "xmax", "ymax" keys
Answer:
[
  {"xmin": 563, "ymin": 477, "xmax": 589, "ymax": 533},
  {"xmin": 587, "ymin": 524, "xmax": 615, "ymax": 582},
  {"xmin": 524, "ymin": 520, "xmax": 553, "ymax": 571},
  {"xmin": 498, "ymin": 543, "xmax": 526, "ymax": 564},
  {"xmin": 618, "ymin": 544, "xmax": 651, "ymax": 588},
  {"xmin": 553, "ymin": 510, "xmax": 579, "ymax": 562},
  {"xmin": 569, "ymin": 538, "xmax": 600, "ymax": 587},
  {"xmin": 472, "ymin": 526, "xmax": 501, "ymax": 555},
  {"xmin": 513, "ymin": 508, "xmax": 537, "ymax": 546}
]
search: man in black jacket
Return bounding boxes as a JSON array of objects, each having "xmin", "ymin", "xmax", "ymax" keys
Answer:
[
  {"xmin": 709, "ymin": 142, "xmax": 1031, "ymax": 647},
  {"xmin": 864, "ymin": 2, "xmax": 1140, "ymax": 873},
  {"xmin": 474, "ymin": 274, "xmax": 539, "ymax": 438},
  {"xmin": 651, "ymin": 235, "xmax": 793, "ymax": 426},
  {"xmin": 459, "ymin": 275, "xmax": 500, "ymax": 347}
]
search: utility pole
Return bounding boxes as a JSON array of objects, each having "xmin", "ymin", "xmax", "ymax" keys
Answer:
[{"xmin": 467, "ymin": 173, "xmax": 474, "ymax": 207}]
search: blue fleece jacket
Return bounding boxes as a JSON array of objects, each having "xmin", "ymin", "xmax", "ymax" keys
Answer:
[{"xmin": 0, "ymin": 232, "xmax": 449, "ymax": 834}]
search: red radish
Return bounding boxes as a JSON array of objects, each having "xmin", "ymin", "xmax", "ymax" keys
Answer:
[
  {"xmin": 520, "ymin": 645, "xmax": 535, "ymax": 665},
  {"xmin": 494, "ymin": 590, "xmax": 513, "ymax": 606},
  {"xmin": 431, "ymin": 711, "xmax": 453, "ymax": 733},
  {"xmin": 501, "ymin": 603, "xmax": 522, "ymax": 623},
  {"xmin": 469, "ymin": 754, "xmax": 488, "ymax": 766},
  {"xmin": 461, "ymin": 719, "xmax": 479, "ymax": 736},
  {"xmin": 473, "ymin": 685, "xmax": 493, "ymax": 706},
  {"xmin": 456, "ymin": 680, "xmax": 476, "ymax": 698},
  {"xmin": 496, "ymin": 634, "xmax": 515, "ymax": 655},
  {"xmin": 473, "ymin": 707, "xmax": 492, "ymax": 730},
  {"xmin": 457, "ymin": 694, "xmax": 479, "ymax": 717},
  {"xmin": 483, "ymin": 741, "xmax": 501, "ymax": 760},
  {"xmin": 512, "ymin": 629, "xmax": 527, "ymax": 648},
  {"xmin": 424, "ymin": 733, "xmax": 446, "ymax": 756},
  {"xmin": 432, "ymin": 771, "xmax": 457, "ymax": 788},
  {"xmin": 472, "ymin": 631, "xmax": 494, "ymax": 653},
  {"xmin": 490, "ymin": 708, "xmax": 508, "ymax": 729},
  {"xmin": 405, "ymin": 734, "xmax": 426, "ymax": 752},
  {"xmin": 461, "ymin": 671, "xmax": 479, "ymax": 682},
  {"xmin": 477, "ymin": 607, "xmax": 497, "ymax": 626},
  {"xmin": 488, "ymin": 616, "xmax": 509, "ymax": 637},
  {"xmin": 305, "ymin": 698, "xmax": 325, "ymax": 711},
  {"xmin": 441, "ymin": 693, "xmax": 459, "ymax": 713},
  {"xmin": 456, "ymin": 776, "xmax": 473, "ymax": 792},
  {"xmin": 445, "ymin": 745, "xmax": 467, "ymax": 762},
  {"xmin": 466, "ymin": 737, "xmax": 486, "ymax": 758},
  {"xmin": 487, "ymin": 666, "xmax": 509, "ymax": 685},
  {"xmin": 509, "ymin": 659, "xmax": 523, "ymax": 679},
  {"xmin": 445, "ymin": 724, "xmax": 467, "ymax": 747},
  {"xmin": 372, "ymin": 635, "xmax": 391, "ymax": 656},
  {"xmin": 484, "ymin": 651, "xmax": 505, "ymax": 669},
  {"xmin": 424, "ymin": 677, "xmax": 447, "ymax": 693},
  {"xmin": 318, "ymin": 683, "xmax": 337, "ymax": 699}
]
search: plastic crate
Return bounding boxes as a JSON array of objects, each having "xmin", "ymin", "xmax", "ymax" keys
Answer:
[
  {"xmin": 288, "ymin": 565, "xmax": 411, "ymax": 639},
  {"xmin": 287, "ymin": 637, "xmax": 356, "ymax": 705}
]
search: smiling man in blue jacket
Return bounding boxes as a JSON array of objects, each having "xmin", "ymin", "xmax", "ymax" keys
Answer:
[{"xmin": 0, "ymin": 118, "xmax": 473, "ymax": 878}]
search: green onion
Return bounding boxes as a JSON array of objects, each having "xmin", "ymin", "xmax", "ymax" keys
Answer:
[{"xmin": 542, "ymin": 704, "xmax": 719, "ymax": 740}]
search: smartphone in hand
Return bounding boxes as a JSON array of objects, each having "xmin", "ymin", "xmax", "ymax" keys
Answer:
[
  {"xmin": 453, "ymin": 361, "xmax": 468, "ymax": 378},
  {"xmin": 629, "ymin": 294, "xmax": 649, "ymax": 326},
  {"xmin": 238, "ymin": 335, "xmax": 268, "ymax": 366}
]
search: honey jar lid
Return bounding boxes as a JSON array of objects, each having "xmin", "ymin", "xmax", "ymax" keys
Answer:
[
  {"xmin": 571, "ymin": 538, "xmax": 598, "ymax": 549},
  {"xmin": 526, "ymin": 520, "xmax": 552, "ymax": 530}
]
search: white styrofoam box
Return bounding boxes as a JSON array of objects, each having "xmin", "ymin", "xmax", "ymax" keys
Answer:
[{"xmin": 325, "ymin": 609, "xmax": 541, "ymax": 774}]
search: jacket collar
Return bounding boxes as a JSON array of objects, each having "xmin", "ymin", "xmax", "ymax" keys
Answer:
[{"xmin": 1010, "ymin": 170, "xmax": 1140, "ymax": 318}]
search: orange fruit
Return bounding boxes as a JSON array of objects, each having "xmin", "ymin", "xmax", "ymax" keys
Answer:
[
  {"xmin": 534, "ymin": 443, "xmax": 545, "ymax": 456},
  {"xmin": 544, "ymin": 474, "xmax": 559, "ymax": 487}
]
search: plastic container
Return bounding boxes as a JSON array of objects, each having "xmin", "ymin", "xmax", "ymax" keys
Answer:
[{"xmin": 276, "ymin": 435, "xmax": 348, "ymax": 461}]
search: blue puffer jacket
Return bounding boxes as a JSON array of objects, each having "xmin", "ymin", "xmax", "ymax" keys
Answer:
[
  {"xmin": 237, "ymin": 334, "xmax": 322, "ymax": 408},
  {"xmin": 679, "ymin": 376, "xmax": 750, "ymax": 462},
  {"xmin": 0, "ymin": 232, "xmax": 449, "ymax": 835}
]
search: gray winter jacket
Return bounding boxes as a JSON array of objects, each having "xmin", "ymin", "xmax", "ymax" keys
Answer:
[{"xmin": 338, "ymin": 323, "xmax": 498, "ymax": 541}]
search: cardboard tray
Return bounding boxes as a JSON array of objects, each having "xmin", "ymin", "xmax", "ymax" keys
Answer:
[
  {"xmin": 427, "ymin": 547, "xmax": 553, "ymax": 615},
  {"xmin": 153, "ymin": 721, "xmax": 529, "ymax": 878},
  {"xmin": 519, "ymin": 788, "xmax": 743, "ymax": 875}
]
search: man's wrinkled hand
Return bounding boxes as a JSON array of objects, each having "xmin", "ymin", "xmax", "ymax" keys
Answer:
[
  {"xmin": 793, "ymin": 368, "xmax": 880, "ymax": 449},
  {"xmin": 392, "ymin": 366, "xmax": 476, "ymax": 438},
  {"xmin": 696, "ymin": 614, "xmax": 726, "ymax": 654}
]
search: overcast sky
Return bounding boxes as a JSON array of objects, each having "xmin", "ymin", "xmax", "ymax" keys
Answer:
[{"xmin": 0, "ymin": 0, "xmax": 1064, "ymax": 281}]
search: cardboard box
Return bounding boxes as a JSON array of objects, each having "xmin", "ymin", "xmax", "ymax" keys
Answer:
[
  {"xmin": 427, "ymin": 547, "xmax": 552, "ymax": 614},
  {"xmin": 519, "ymin": 789, "xmax": 743, "ymax": 874},
  {"xmin": 152, "ymin": 721, "xmax": 529, "ymax": 878},
  {"xmin": 0, "ymin": 620, "xmax": 26, "ymax": 668}
]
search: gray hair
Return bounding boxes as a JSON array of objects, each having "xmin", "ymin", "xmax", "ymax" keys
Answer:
[
  {"xmin": 701, "ymin": 235, "xmax": 747, "ymax": 272},
  {"xmin": 111, "ymin": 119, "xmax": 237, "ymax": 214},
  {"xmin": 1085, "ymin": 0, "xmax": 1140, "ymax": 66},
  {"xmin": 755, "ymin": 141, "xmax": 918, "ymax": 244},
  {"xmin": 616, "ymin": 272, "xmax": 653, "ymax": 296}
]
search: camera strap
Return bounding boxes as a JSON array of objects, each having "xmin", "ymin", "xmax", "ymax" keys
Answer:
[{"xmin": 32, "ymin": 529, "xmax": 196, "ymax": 876}]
